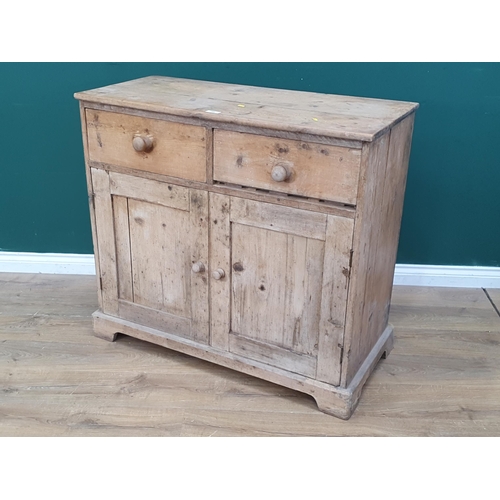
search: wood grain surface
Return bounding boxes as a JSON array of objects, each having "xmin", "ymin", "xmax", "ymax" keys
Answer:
[
  {"xmin": 486, "ymin": 289, "xmax": 500, "ymax": 313},
  {"xmin": 1, "ymin": 273, "xmax": 499, "ymax": 436},
  {"xmin": 75, "ymin": 76, "xmax": 418, "ymax": 142},
  {"xmin": 213, "ymin": 130, "xmax": 361, "ymax": 205},
  {"xmin": 86, "ymin": 109, "xmax": 207, "ymax": 182},
  {"xmin": 342, "ymin": 115, "xmax": 414, "ymax": 387}
]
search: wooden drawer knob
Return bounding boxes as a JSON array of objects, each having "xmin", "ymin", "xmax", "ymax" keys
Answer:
[
  {"xmin": 132, "ymin": 134, "xmax": 154, "ymax": 153},
  {"xmin": 212, "ymin": 268, "xmax": 225, "ymax": 280},
  {"xmin": 271, "ymin": 165, "xmax": 290, "ymax": 182},
  {"xmin": 191, "ymin": 262, "xmax": 205, "ymax": 273}
]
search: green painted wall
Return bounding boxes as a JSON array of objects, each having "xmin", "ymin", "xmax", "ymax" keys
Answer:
[{"xmin": 0, "ymin": 63, "xmax": 498, "ymax": 266}]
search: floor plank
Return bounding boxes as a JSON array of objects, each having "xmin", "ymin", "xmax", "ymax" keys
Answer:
[
  {"xmin": 389, "ymin": 286, "xmax": 499, "ymax": 332},
  {"xmin": 1, "ymin": 274, "xmax": 499, "ymax": 436},
  {"xmin": 485, "ymin": 288, "xmax": 500, "ymax": 314}
]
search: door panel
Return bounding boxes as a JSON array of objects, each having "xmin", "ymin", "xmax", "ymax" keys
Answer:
[
  {"xmin": 127, "ymin": 198, "xmax": 191, "ymax": 317},
  {"xmin": 210, "ymin": 193, "xmax": 353, "ymax": 382},
  {"xmin": 283, "ymin": 236, "xmax": 325, "ymax": 355},
  {"xmin": 92, "ymin": 168, "xmax": 209, "ymax": 344},
  {"xmin": 112, "ymin": 195, "xmax": 133, "ymax": 302},
  {"xmin": 231, "ymin": 224, "xmax": 325, "ymax": 356},
  {"xmin": 231, "ymin": 223, "xmax": 288, "ymax": 347}
]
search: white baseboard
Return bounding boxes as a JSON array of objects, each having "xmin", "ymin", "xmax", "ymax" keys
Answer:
[
  {"xmin": 0, "ymin": 252, "xmax": 499, "ymax": 288},
  {"xmin": 0, "ymin": 252, "xmax": 96, "ymax": 275},
  {"xmin": 393, "ymin": 264, "xmax": 500, "ymax": 288}
]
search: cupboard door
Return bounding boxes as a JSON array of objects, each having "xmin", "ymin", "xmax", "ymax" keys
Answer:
[
  {"xmin": 210, "ymin": 194, "xmax": 354, "ymax": 384},
  {"xmin": 91, "ymin": 168, "xmax": 209, "ymax": 344}
]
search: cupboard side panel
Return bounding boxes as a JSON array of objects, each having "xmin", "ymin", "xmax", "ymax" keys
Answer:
[
  {"xmin": 342, "ymin": 136, "xmax": 389, "ymax": 388},
  {"xmin": 80, "ymin": 104, "xmax": 103, "ymax": 309},
  {"xmin": 342, "ymin": 114, "xmax": 415, "ymax": 387},
  {"xmin": 376, "ymin": 115, "xmax": 415, "ymax": 321}
]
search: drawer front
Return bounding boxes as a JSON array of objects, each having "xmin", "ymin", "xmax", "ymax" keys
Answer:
[
  {"xmin": 213, "ymin": 130, "xmax": 361, "ymax": 205},
  {"xmin": 86, "ymin": 110, "xmax": 207, "ymax": 182}
]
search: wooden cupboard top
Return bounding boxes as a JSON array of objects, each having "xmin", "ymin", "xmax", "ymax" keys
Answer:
[{"xmin": 75, "ymin": 76, "xmax": 418, "ymax": 142}]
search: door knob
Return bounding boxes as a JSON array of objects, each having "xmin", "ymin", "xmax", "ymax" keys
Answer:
[
  {"xmin": 132, "ymin": 134, "xmax": 154, "ymax": 153},
  {"xmin": 192, "ymin": 262, "xmax": 205, "ymax": 273},
  {"xmin": 271, "ymin": 164, "xmax": 290, "ymax": 182},
  {"xmin": 212, "ymin": 268, "xmax": 225, "ymax": 280}
]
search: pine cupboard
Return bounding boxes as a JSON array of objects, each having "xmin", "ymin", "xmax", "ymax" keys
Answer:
[{"xmin": 75, "ymin": 77, "xmax": 418, "ymax": 419}]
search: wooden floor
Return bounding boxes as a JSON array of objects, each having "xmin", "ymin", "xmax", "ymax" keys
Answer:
[{"xmin": 1, "ymin": 273, "xmax": 499, "ymax": 436}]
